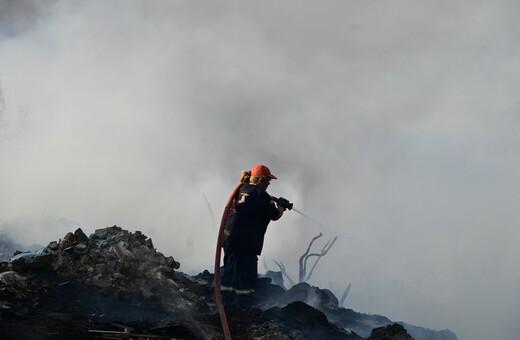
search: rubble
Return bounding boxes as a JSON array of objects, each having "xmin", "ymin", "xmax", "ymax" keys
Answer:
[
  {"xmin": 9, "ymin": 226, "xmax": 183, "ymax": 304},
  {"xmin": 369, "ymin": 323, "xmax": 413, "ymax": 340},
  {"xmin": 0, "ymin": 226, "xmax": 458, "ymax": 340},
  {"xmin": 0, "ymin": 271, "xmax": 28, "ymax": 299}
]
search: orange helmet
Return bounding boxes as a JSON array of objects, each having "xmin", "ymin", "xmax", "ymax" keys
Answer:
[{"xmin": 250, "ymin": 164, "xmax": 277, "ymax": 179}]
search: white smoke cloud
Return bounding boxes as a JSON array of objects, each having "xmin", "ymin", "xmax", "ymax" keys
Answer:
[{"xmin": 1, "ymin": 1, "xmax": 520, "ymax": 339}]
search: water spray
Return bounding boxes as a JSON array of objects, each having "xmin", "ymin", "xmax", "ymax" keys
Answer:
[
  {"xmin": 272, "ymin": 196, "xmax": 341, "ymax": 235},
  {"xmin": 292, "ymin": 206, "xmax": 334, "ymax": 232}
]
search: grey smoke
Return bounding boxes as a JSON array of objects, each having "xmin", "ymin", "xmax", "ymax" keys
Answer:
[{"xmin": 1, "ymin": 1, "xmax": 520, "ymax": 339}]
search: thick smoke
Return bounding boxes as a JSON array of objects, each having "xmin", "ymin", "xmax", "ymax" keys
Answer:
[{"xmin": 1, "ymin": 1, "xmax": 520, "ymax": 339}]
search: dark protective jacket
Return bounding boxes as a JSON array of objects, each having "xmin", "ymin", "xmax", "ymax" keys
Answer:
[{"xmin": 223, "ymin": 183, "xmax": 279, "ymax": 255}]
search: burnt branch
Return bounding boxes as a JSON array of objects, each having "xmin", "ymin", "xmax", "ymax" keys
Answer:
[
  {"xmin": 339, "ymin": 283, "xmax": 352, "ymax": 308},
  {"xmin": 303, "ymin": 236, "xmax": 337, "ymax": 282},
  {"xmin": 298, "ymin": 233, "xmax": 323, "ymax": 283},
  {"xmin": 273, "ymin": 232, "xmax": 338, "ymax": 287}
]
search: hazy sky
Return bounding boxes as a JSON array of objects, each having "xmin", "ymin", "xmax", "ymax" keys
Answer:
[{"xmin": 1, "ymin": 1, "xmax": 519, "ymax": 339}]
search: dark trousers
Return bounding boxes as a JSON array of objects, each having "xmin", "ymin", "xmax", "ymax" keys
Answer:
[{"xmin": 220, "ymin": 246, "xmax": 258, "ymax": 294}]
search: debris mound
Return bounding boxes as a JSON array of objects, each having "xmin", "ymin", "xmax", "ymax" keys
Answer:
[
  {"xmin": 10, "ymin": 226, "xmax": 184, "ymax": 305},
  {"xmin": 0, "ymin": 226, "xmax": 457, "ymax": 340}
]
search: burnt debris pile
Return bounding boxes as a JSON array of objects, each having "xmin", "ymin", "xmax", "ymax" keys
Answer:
[
  {"xmin": 0, "ymin": 226, "xmax": 458, "ymax": 340},
  {"xmin": 9, "ymin": 226, "xmax": 186, "ymax": 306}
]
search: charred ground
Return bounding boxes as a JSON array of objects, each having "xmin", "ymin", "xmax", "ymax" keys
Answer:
[{"xmin": 0, "ymin": 226, "xmax": 457, "ymax": 340}]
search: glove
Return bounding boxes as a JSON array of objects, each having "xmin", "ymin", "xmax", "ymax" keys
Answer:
[{"xmin": 277, "ymin": 197, "xmax": 293, "ymax": 210}]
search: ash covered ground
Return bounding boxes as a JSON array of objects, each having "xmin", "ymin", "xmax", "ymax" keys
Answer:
[{"xmin": 0, "ymin": 226, "xmax": 457, "ymax": 340}]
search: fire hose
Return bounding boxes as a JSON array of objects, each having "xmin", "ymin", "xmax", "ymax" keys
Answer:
[
  {"xmin": 214, "ymin": 183, "xmax": 243, "ymax": 340},
  {"xmin": 214, "ymin": 185, "xmax": 293, "ymax": 340}
]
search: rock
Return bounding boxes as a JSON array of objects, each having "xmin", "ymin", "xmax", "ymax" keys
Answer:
[
  {"xmin": 262, "ymin": 270, "xmax": 285, "ymax": 289},
  {"xmin": 264, "ymin": 301, "xmax": 362, "ymax": 339},
  {"xmin": 0, "ymin": 271, "xmax": 28, "ymax": 299},
  {"xmin": 369, "ymin": 323, "xmax": 413, "ymax": 340},
  {"xmin": 398, "ymin": 322, "xmax": 458, "ymax": 340},
  {"xmin": 282, "ymin": 282, "xmax": 339, "ymax": 310}
]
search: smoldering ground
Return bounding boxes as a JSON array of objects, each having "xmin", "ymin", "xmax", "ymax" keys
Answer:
[{"xmin": 1, "ymin": 1, "xmax": 520, "ymax": 339}]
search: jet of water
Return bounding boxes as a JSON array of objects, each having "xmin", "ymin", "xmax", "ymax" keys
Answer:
[
  {"xmin": 290, "ymin": 206, "xmax": 368, "ymax": 258},
  {"xmin": 291, "ymin": 206, "xmax": 341, "ymax": 235}
]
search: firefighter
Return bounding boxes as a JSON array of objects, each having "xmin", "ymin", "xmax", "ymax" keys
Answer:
[{"xmin": 220, "ymin": 164, "xmax": 290, "ymax": 305}]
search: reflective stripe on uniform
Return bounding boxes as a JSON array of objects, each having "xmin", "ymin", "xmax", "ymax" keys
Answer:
[
  {"xmin": 221, "ymin": 285, "xmax": 234, "ymax": 292},
  {"xmin": 235, "ymin": 289, "xmax": 253, "ymax": 295}
]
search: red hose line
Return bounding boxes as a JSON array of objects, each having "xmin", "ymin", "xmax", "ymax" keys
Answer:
[{"xmin": 214, "ymin": 183, "xmax": 243, "ymax": 340}]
